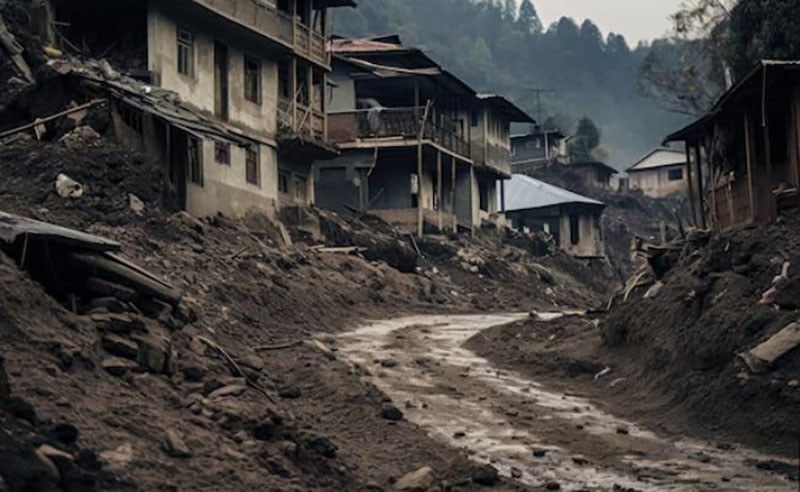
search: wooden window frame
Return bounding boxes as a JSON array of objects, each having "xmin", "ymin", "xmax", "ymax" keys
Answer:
[
  {"xmin": 244, "ymin": 56, "xmax": 262, "ymax": 105},
  {"xmin": 245, "ymin": 145, "xmax": 260, "ymax": 186},
  {"xmin": 187, "ymin": 136, "xmax": 203, "ymax": 186},
  {"xmin": 177, "ymin": 29, "xmax": 195, "ymax": 77},
  {"xmin": 214, "ymin": 141, "xmax": 230, "ymax": 165}
]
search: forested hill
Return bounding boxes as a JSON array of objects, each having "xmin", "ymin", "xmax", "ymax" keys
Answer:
[{"xmin": 333, "ymin": 0, "xmax": 690, "ymax": 170}]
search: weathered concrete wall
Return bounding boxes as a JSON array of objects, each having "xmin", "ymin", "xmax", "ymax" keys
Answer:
[
  {"xmin": 454, "ymin": 165, "xmax": 475, "ymax": 230},
  {"xmin": 185, "ymin": 140, "xmax": 279, "ymax": 218},
  {"xmin": 629, "ymin": 165, "xmax": 688, "ymax": 198},
  {"xmin": 329, "ymin": 66, "xmax": 356, "ymax": 113},
  {"xmin": 559, "ymin": 210, "xmax": 604, "ymax": 258},
  {"xmin": 147, "ymin": 7, "xmax": 278, "ymax": 138}
]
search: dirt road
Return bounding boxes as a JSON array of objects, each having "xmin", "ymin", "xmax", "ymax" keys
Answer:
[{"xmin": 335, "ymin": 314, "xmax": 796, "ymax": 491}]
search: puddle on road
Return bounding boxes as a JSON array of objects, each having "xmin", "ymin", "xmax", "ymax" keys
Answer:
[{"xmin": 334, "ymin": 313, "xmax": 796, "ymax": 491}]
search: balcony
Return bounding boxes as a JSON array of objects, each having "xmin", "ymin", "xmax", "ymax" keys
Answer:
[
  {"xmin": 278, "ymin": 98, "xmax": 326, "ymax": 141},
  {"xmin": 192, "ymin": 0, "xmax": 327, "ymax": 66},
  {"xmin": 328, "ymin": 108, "xmax": 472, "ymax": 160},
  {"xmin": 472, "ymin": 142, "xmax": 512, "ymax": 176}
]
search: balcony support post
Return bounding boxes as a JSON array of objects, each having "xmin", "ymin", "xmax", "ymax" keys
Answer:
[{"xmin": 437, "ymin": 150, "xmax": 443, "ymax": 231}]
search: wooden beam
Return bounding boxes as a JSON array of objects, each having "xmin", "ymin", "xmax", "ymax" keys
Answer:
[
  {"xmin": 695, "ymin": 144, "xmax": 706, "ymax": 229},
  {"xmin": 764, "ymin": 122, "xmax": 775, "ymax": 221},
  {"xmin": 0, "ymin": 99, "xmax": 106, "ymax": 139},
  {"xmin": 437, "ymin": 150, "xmax": 443, "ymax": 231},
  {"xmin": 685, "ymin": 144, "xmax": 697, "ymax": 226},
  {"xmin": 744, "ymin": 112, "xmax": 756, "ymax": 222}
]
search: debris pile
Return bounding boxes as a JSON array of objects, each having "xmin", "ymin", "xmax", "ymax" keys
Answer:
[{"xmin": 601, "ymin": 216, "xmax": 800, "ymax": 454}]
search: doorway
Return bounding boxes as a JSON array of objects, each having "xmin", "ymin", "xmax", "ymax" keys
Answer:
[{"xmin": 214, "ymin": 41, "xmax": 229, "ymax": 120}]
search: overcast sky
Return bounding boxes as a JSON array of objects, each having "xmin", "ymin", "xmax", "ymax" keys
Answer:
[{"xmin": 533, "ymin": 0, "xmax": 684, "ymax": 44}]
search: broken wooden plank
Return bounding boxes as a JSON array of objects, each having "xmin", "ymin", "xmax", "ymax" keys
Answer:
[
  {"xmin": 0, "ymin": 211, "xmax": 120, "ymax": 251},
  {"xmin": 0, "ymin": 99, "xmax": 107, "ymax": 139},
  {"xmin": 740, "ymin": 322, "xmax": 800, "ymax": 374}
]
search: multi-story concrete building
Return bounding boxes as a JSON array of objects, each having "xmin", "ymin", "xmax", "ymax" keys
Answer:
[
  {"xmin": 49, "ymin": 0, "xmax": 354, "ymax": 217},
  {"xmin": 315, "ymin": 36, "xmax": 533, "ymax": 235}
]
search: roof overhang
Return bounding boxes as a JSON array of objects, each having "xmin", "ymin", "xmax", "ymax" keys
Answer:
[{"xmin": 478, "ymin": 94, "xmax": 535, "ymax": 123}]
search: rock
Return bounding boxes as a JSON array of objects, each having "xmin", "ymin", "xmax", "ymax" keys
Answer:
[
  {"xmin": 102, "ymin": 357, "xmax": 138, "ymax": 377},
  {"xmin": 101, "ymin": 334, "xmax": 139, "ymax": 360},
  {"xmin": 304, "ymin": 436, "xmax": 337, "ymax": 459},
  {"xmin": 544, "ymin": 481, "xmax": 561, "ymax": 490},
  {"xmin": 381, "ymin": 358, "xmax": 398, "ymax": 368},
  {"xmin": 616, "ymin": 426, "xmax": 630, "ymax": 435},
  {"xmin": 99, "ymin": 443, "xmax": 134, "ymax": 469},
  {"xmin": 91, "ymin": 313, "xmax": 145, "ymax": 334},
  {"xmin": 34, "ymin": 447, "xmax": 61, "ymax": 482},
  {"xmin": 55, "ymin": 173, "xmax": 84, "ymax": 198},
  {"xmin": 162, "ymin": 430, "xmax": 192, "ymax": 458},
  {"xmin": 278, "ymin": 385, "xmax": 301, "ymax": 399},
  {"xmin": 181, "ymin": 366, "xmax": 205, "ymax": 382},
  {"xmin": 380, "ymin": 402, "xmax": 403, "ymax": 421},
  {"xmin": 48, "ymin": 423, "xmax": 79, "ymax": 445},
  {"xmin": 532, "ymin": 448, "xmax": 547, "ymax": 458},
  {"xmin": 209, "ymin": 384, "xmax": 247, "ymax": 400},
  {"xmin": 240, "ymin": 355, "xmax": 265, "ymax": 371},
  {"xmin": 4, "ymin": 397, "xmax": 36, "ymax": 424},
  {"xmin": 133, "ymin": 332, "xmax": 172, "ymax": 374},
  {"xmin": 128, "ymin": 193, "xmax": 145, "ymax": 216},
  {"xmin": 307, "ymin": 339, "xmax": 336, "ymax": 361},
  {"xmin": 36, "ymin": 444, "xmax": 74, "ymax": 477},
  {"xmin": 510, "ymin": 467, "xmax": 523, "ymax": 479},
  {"xmin": 0, "ymin": 356, "xmax": 9, "ymax": 404},
  {"xmin": 471, "ymin": 464, "xmax": 500, "ymax": 486},
  {"xmin": 86, "ymin": 297, "xmax": 130, "ymax": 314},
  {"xmin": 394, "ymin": 466, "xmax": 435, "ymax": 491}
]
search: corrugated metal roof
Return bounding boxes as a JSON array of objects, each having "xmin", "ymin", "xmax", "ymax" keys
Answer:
[
  {"xmin": 500, "ymin": 174, "xmax": 604, "ymax": 212},
  {"xmin": 627, "ymin": 148, "xmax": 686, "ymax": 172}
]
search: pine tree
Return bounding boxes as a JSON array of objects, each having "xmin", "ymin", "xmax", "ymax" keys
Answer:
[{"xmin": 518, "ymin": 0, "xmax": 543, "ymax": 34}]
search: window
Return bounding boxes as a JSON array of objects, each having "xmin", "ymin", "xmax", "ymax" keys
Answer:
[
  {"xmin": 668, "ymin": 168, "xmax": 684, "ymax": 181},
  {"xmin": 214, "ymin": 141, "xmax": 230, "ymax": 165},
  {"xmin": 471, "ymin": 111, "xmax": 479, "ymax": 127},
  {"xmin": 279, "ymin": 171, "xmax": 290, "ymax": 194},
  {"xmin": 244, "ymin": 56, "xmax": 261, "ymax": 104},
  {"xmin": 177, "ymin": 29, "xmax": 194, "ymax": 77},
  {"xmin": 479, "ymin": 182, "xmax": 489, "ymax": 212},
  {"xmin": 569, "ymin": 215, "xmax": 580, "ymax": 246},
  {"xmin": 187, "ymin": 137, "xmax": 203, "ymax": 185},
  {"xmin": 245, "ymin": 145, "xmax": 259, "ymax": 186}
]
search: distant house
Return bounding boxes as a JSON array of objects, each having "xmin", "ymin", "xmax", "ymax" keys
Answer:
[
  {"xmin": 511, "ymin": 128, "xmax": 568, "ymax": 172},
  {"xmin": 568, "ymin": 161, "xmax": 618, "ymax": 190},
  {"xmin": 316, "ymin": 36, "xmax": 533, "ymax": 235},
  {"xmin": 626, "ymin": 148, "xmax": 688, "ymax": 198},
  {"xmin": 501, "ymin": 174, "xmax": 605, "ymax": 258},
  {"xmin": 664, "ymin": 60, "xmax": 800, "ymax": 231}
]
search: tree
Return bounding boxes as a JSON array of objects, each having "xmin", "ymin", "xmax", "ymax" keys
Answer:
[
  {"xmin": 518, "ymin": 0, "xmax": 542, "ymax": 34},
  {"xmin": 728, "ymin": 0, "xmax": 800, "ymax": 78},
  {"xmin": 502, "ymin": 0, "xmax": 518, "ymax": 22},
  {"xmin": 569, "ymin": 116, "xmax": 601, "ymax": 162}
]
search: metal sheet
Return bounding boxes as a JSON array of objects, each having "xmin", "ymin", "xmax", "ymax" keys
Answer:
[{"xmin": 0, "ymin": 211, "xmax": 120, "ymax": 251}]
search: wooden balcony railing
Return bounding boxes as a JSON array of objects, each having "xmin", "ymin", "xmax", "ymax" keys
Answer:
[
  {"xmin": 278, "ymin": 98, "xmax": 326, "ymax": 141},
  {"xmin": 328, "ymin": 108, "xmax": 472, "ymax": 160},
  {"xmin": 192, "ymin": 0, "xmax": 327, "ymax": 66}
]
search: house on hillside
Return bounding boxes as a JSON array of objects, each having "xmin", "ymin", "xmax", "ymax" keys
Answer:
[
  {"xmin": 626, "ymin": 148, "xmax": 688, "ymax": 198},
  {"xmin": 45, "ymin": 0, "xmax": 355, "ymax": 218},
  {"xmin": 665, "ymin": 60, "xmax": 800, "ymax": 231},
  {"xmin": 566, "ymin": 161, "xmax": 617, "ymax": 190},
  {"xmin": 501, "ymin": 174, "xmax": 605, "ymax": 258},
  {"xmin": 510, "ymin": 127, "xmax": 568, "ymax": 172},
  {"xmin": 316, "ymin": 35, "xmax": 533, "ymax": 235}
]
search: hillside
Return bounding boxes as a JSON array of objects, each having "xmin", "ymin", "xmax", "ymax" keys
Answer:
[{"xmin": 334, "ymin": 0, "xmax": 690, "ymax": 169}]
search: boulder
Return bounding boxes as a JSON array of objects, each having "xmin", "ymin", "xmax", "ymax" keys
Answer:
[
  {"xmin": 471, "ymin": 464, "xmax": 500, "ymax": 486},
  {"xmin": 394, "ymin": 466, "xmax": 435, "ymax": 491}
]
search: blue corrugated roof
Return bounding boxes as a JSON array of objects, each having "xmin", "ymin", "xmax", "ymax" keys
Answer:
[{"xmin": 500, "ymin": 174, "xmax": 604, "ymax": 212}]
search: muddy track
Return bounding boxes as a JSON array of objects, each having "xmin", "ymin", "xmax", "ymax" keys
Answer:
[{"xmin": 335, "ymin": 314, "xmax": 795, "ymax": 491}]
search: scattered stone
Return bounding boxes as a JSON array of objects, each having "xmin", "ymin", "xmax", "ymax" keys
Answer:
[
  {"xmin": 380, "ymin": 402, "xmax": 404, "ymax": 421},
  {"xmin": 616, "ymin": 426, "xmax": 629, "ymax": 435},
  {"xmin": 91, "ymin": 313, "xmax": 145, "ymax": 334},
  {"xmin": 209, "ymin": 384, "xmax": 247, "ymax": 399},
  {"xmin": 572, "ymin": 456, "xmax": 589, "ymax": 466},
  {"xmin": 55, "ymin": 173, "xmax": 84, "ymax": 198},
  {"xmin": 101, "ymin": 334, "xmax": 139, "ymax": 360},
  {"xmin": 100, "ymin": 443, "xmax": 134, "ymax": 469},
  {"xmin": 544, "ymin": 481, "xmax": 561, "ymax": 490},
  {"xmin": 86, "ymin": 297, "xmax": 129, "ymax": 314},
  {"xmin": 102, "ymin": 357, "xmax": 138, "ymax": 377},
  {"xmin": 162, "ymin": 430, "xmax": 192, "ymax": 458},
  {"xmin": 532, "ymin": 448, "xmax": 547, "ymax": 458},
  {"xmin": 49, "ymin": 423, "xmax": 79, "ymax": 445},
  {"xmin": 128, "ymin": 193, "xmax": 145, "ymax": 216},
  {"xmin": 471, "ymin": 464, "xmax": 500, "ymax": 486},
  {"xmin": 305, "ymin": 436, "xmax": 337, "ymax": 458},
  {"xmin": 381, "ymin": 358, "xmax": 398, "ymax": 368},
  {"xmin": 510, "ymin": 467, "xmax": 523, "ymax": 479},
  {"xmin": 34, "ymin": 447, "xmax": 61, "ymax": 482},
  {"xmin": 453, "ymin": 431, "xmax": 466, "ymax": 439},
  {"xmin": 240, "ymin": 354, "xmax": 265, "ymax": 372},
  {"xmin": 36, "ymin": 444, "xmax": 74, "ymax": 477},
  {"xmin": 394, "ymin": 465, "xmax": 435, "ymax": 490},
  {"xmin": 278, "ymin": 385, "xmax": 301, "ymax": 399}
]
